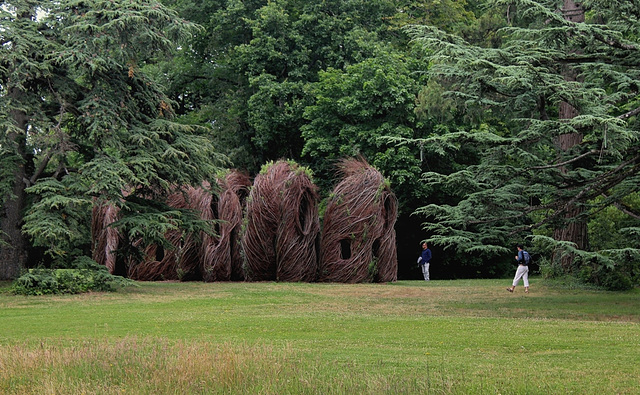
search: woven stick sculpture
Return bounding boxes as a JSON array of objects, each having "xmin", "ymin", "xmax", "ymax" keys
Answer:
[
  {"xmin": 91, "ymin": 200, "xmax": 121, "ymax": 274},
  {"xmin": 318, "ymin": 159, "xmax": 398, "ymax": 283},
  {"xmin": 201, "ymin": 171, "xmax": 251, "ymax": 282},
  {"xmin": 91, "ymin": 193, "xmax": 183, "ymax": 281},
  {"xmin": 127, "ymin": 230, "xmax": 181, "ymax": 281},
  {"xmin": 91, "ymin": 187, "xmax": 181, "ymax": 280},
  {"xmin": 91, "ymin": 180, "xmax": 245, "ymax": 282},
  {"xmin": 242, "ymin": 160, "xmax": 320, "ymax": 281},
  {"xmin": 128, "ymin": 185, "xmax": 212, "ymax": 281},
  {"xmin": 373, "ymin": 184, "xmax": 398, "ymax": 282},
  {"xmin": 228, "ymin": 172, "xmax": 251, "ymax": 281}
]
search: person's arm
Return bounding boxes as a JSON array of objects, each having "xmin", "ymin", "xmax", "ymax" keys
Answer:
[{"xmin": 426, "ymin": 249, "xmax": 432, "ymax": 262}]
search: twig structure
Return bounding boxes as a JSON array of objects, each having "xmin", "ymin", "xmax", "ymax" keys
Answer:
[
  {"xmin": 92, "ymin": 161, "xmax": 397, "ymax": 282},
  {"xmin": 242, "ymin": 161, "xmax": 320, "ymax": 281},
  {"xmin": 201, "ymin": 171, "xmax": 251, "ymax": 281},
  {"xmin": 318, "ymin": 159, "xmax": 398, "ymax": 283},
  {"xmin": 128, "ymin": 186, "xmax": 208, "ymax": 281},
  {"xmin": 91, "ymin": 201, "xmax": 121, "ymax": 274}
]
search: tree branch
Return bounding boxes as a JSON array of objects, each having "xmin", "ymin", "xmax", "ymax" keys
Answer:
[
  {"xmin": 593, "ymin": 33, "xmax": 637, "ymax": 51},
  {"xmin": 619, "ymin": 106, "xmax": 640, "ymax": 120},
  {"xmin": 602, "ymin": 193, "xmax": 640, "ymax": 220},
  {"xmin": 499, "ymin": 154, "xmax": 640, "ymax": 236},
  {"xmin": 529, "ymin": 149, "xmax": 598, "ymax": 170},
  {"xmin": 28, "ymin": 151, "xmax": 53, "ymax": 187}
]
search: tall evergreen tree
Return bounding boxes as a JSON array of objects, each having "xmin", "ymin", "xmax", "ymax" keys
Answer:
[
  {"xmin": 553, "ymin": 0, "xmax": 588, "ymax": 262},
  {"xmin": 406, "ymin": 0, "xmax": 640, "ymax": 285},
  {"xmin": 0, "ymin": 0, "xmax": 223, "ymax": 279}
]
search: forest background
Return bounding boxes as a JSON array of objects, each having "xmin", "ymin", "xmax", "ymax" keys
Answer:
[{"xmin": 1, "ymin": 0, "xmax": 639, "ymax": 289}]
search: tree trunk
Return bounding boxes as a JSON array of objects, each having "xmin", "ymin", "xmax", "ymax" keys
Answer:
[
  {"xmin": 553, "ymin": 0, "xmax": 587, "ymax": 268},
  {"xmin": 0, "ymin": 88, "xmax": 28, "ymax": 280},
  {"xmin": 0, "ymin": 167, "xmax": 28, "ymax": 280}
]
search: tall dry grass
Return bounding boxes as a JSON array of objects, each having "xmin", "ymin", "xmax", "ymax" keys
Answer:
[
  {"xmin": 0, "ymin": 337, "xmax": 432, "ymax": 394},
  {"xmin": 3, "ymin": 338, "xmax": 271, "ymax": 393}
]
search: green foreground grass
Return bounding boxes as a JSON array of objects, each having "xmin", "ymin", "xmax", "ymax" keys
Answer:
[{"xmin": 0, "ymin": 278, "xmax": 638, "ymax": 394}]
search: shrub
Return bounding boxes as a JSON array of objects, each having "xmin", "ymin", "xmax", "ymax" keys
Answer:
[
  {"xmin": 541, "ymin": 254, "xmax": 636, "ymax": 291},
  {"xmin": 11, "ymin": 257, "xmax": 135, "ymax": 295},
  {"xmin": 600, "ymin": 267, "xmax": 633, "ymax": 291},
  {"xmin": 578, "ymin": 260, "xmax": 635, "ymax": 291},
  {"xmin": 539, "ymin": 260, "xmax": 564, "ymax": 281}
]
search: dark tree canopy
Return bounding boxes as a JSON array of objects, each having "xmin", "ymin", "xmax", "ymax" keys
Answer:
[
  {"xmin": 3, "ymin": 0, "xmax": 638, "ymax": 288},
  {"xmin": 1, "ymin": 0, "xmax": 224, "ymax": 279},
  {"xmin": 405, "ymin": 0, "xmax": 640, "ymax": 287}
]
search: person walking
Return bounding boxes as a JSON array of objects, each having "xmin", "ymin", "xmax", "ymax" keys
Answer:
[
  {"xmin": 507, "ymin": 244, "xmax": 530, "ymax": 293},
  {"xmin": 418, "ymin": 242, "xmax": 432, "ymax": 281}
]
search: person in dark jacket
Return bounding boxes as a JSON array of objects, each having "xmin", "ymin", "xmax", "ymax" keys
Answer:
[{"xmin": 418, "ymin": 242, "xmax": 432, "ymax": 281}]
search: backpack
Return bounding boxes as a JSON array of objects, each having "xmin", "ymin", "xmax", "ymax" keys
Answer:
[{"xmin": 523, "ymin": 251, "xmax": 532, "ymax": 265}]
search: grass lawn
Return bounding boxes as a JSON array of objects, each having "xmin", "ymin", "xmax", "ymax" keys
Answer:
[{"xmin": 0, "ymin": 278, "xmax": 638, "ymax": 394}]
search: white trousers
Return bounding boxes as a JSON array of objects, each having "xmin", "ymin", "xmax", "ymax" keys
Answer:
[
  {"xmin": 512, "ymin": 265, "xmax": 529, "ymax": 287},
  {"xmin": 421, "ymin": 263, "xmax": 430, "ymax": 281}
]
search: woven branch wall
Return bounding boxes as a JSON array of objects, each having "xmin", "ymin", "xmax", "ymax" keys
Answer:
[
  {"xmin": 92, "ymin": 161, "xmax": 397, "ymax": 283},
  {"xmin": 91, "ymin": 201, "xmax": 121, "ymax": 274},
  {"xmin": 318, "ymin": 159, "xmax": 398, "ymax": 283},
  {"xmin": 128, "ymin": 186, "xmax": 208, "ymax": 281},
  {"xmin": 91, "ymin": 181, "xmax": 245, "ymax": 282},
  {"xmin": 202, "ymin": 171, "xmax": 251, "ymax": 282},
  {"xmin": 92, "ymin": 193, "xmax": 182, "ymax": 280},
  {"xmin": 242, "ymin": 161, "xmax": 320, "ymax": 281}
]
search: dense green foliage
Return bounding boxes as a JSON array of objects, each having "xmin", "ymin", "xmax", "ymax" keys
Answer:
[
  {"xmin": 154, "ymin": 0, "xmax": 496, "ymax": 201},
  {"xmin": 2, "ymin": 0, "xmax": 639, "ymax": 287},
  {"xmin": 404, "ymin": 0, "xmax": 640, "ymax": 288},
  {"xmin": 1, "ymin": 0, "xmax": 224, "ymax": 279},
  {"xmin": 10, "ymin": 257, "xmax": 134, "ymax": 295}
]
